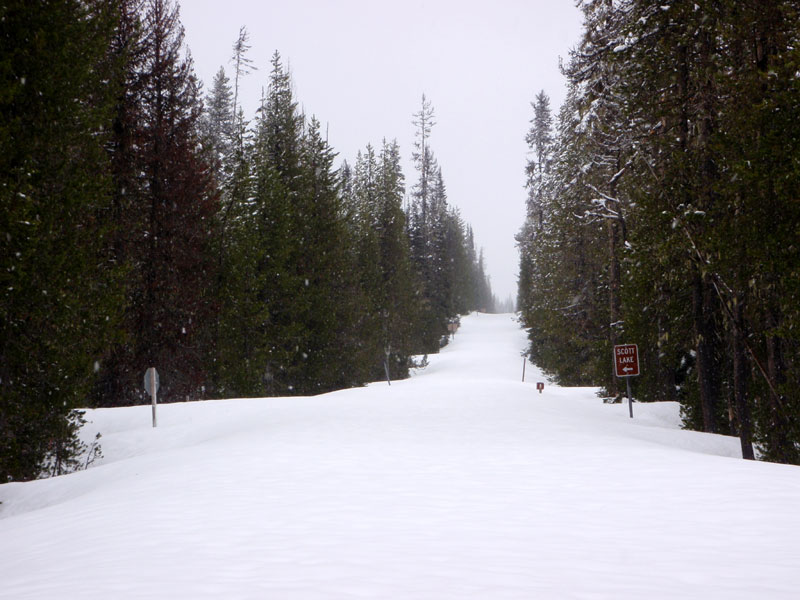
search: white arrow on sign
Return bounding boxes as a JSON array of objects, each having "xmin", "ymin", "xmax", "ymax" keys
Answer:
[{"xmin": 623, "ymin": 366, "xmax": 633, "ymax": 373}]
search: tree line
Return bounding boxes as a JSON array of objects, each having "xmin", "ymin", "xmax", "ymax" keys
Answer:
[
  {"xmin": 517, "ymin": 0, "xmax": 800, "ymax": 463},
  {"xmin": 0, "ymin": 0, "xmax": 496, "ymax": 482}
]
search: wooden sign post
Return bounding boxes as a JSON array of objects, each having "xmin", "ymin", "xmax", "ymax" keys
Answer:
[{"xmin": 614, "ymin": 344, "xmax": 640, "ymax": 418}]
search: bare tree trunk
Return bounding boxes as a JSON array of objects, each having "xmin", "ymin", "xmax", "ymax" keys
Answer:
[
  {"xmin": 606, "ymin": 148, "xmax": 624, "ymax": 396},
  {"xmin": 732, "ymin": 300, "xmax": 755, "ymax": 459},
  {"xmin": 765, "ymin": 307, "xmax": 792, "ymax": 463},
  {"xmin": 693, "ymin": 272, "xmax": 718, "ymax": 433},
  {"xmin": 607, "ymin": 216, "xmax": 621, "ymax": 396}
]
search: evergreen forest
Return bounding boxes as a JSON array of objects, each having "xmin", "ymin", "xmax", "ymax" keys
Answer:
[
  {"xmin": 517, "ymin": 0, "xmax": 800, "ymax": 463},
  {"xmin": 0, "ymin": 0, "xmax": 496, "ymax": 481}
]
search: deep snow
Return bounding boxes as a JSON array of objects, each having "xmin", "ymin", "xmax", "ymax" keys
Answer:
[{"xmin": 2, "ymin": 313, "xmax": 799, "ymax": 599}]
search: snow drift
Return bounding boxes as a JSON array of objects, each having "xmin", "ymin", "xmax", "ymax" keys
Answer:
[{"xmin": 2, "ymin": 313, "xmax": 799, "ymax": 599}]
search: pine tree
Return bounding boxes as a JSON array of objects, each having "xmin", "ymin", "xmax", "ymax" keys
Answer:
[
  {"xmin": 517, "ymin": 90, "xmax": 554, "ymax": 321},
  {"xmin": 217, "ymin": 53, "xmax": 374, "ymax": 396},
  {"xmin": 426, "ymin": 167, "xmax": 453, "ymax": 326},
  {"xmin": 294, "ymin": 117, "xmax": 368, "ymax": 392},
  {"xmin": 374, "ymin": 140, "xmax": 417, "ymax": 379},
  {"xmin": 230, "ymin": 26, "xmax": 256, "ymax": 153},
  {"xmin": 567, "ymin": 1, "xmax": 633, "ymax": 395},
  {"xmin": 525, "ymin": 90, "xmax": 553, "ymax": 230},
  {"xmin": 91, "ymin": 0, "xmax": 147, "ymax": 407},
  {"xmin": 349, "ymin": 145, "xmax": 385, "ymax": 372},
  {"xmin": 96, "ymin": 0, "xmax": 218, "ymax": 406},
  {"xmin": 518, "ymin": 0, "xmax": 800, "ymax": 463},
  {"xmin": 408, "ymin": 95, "xmax": 446, "ymax": 352},
  {"xmin": 411, "ymin": 94, "xmax": 436, "ymax": 241},
  {"xmin": 518, "ymin": 81, "xmax": 611, "ymax": 386},
  {"xmin": 251, "ymin": 52, "xmax": 306, "ymax": 394},
  {"xmin": 0, "ymin": 0, "xmax": 120, "ymax": 480},
  {"xmin": 215, "ymin": 54, "xmax": 300, "ymax": 395},
  {"xmin": 200, "ymin": 67, "xmax": 235, "ymax": 188},
  {"xmin": 702, "ymin": 0, "xmax": 800, "ymax": 460}
]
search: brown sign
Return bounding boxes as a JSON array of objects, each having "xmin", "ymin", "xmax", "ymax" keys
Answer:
[{"xmin": 614, "ymin": 344, "xmax": 640, "ymax": 378}]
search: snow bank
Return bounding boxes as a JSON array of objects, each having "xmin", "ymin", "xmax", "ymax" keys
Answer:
[{"xmin": 2, "ymin": 313, "xmax": 799, "ymax": 599}]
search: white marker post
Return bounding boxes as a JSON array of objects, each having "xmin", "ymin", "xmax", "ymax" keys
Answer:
[
  {"xmin": 144, "ymin": 367, "xmax": 159, "ymax": 427},
  {"xmin": 383, "ymin": 345, "xmax": 392, "ymax": 386}
]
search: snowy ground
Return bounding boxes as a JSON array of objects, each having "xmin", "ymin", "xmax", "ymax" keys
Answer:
[{"xmin": 2, "ymin": 313, "xmax": 799, "ymax": 599}]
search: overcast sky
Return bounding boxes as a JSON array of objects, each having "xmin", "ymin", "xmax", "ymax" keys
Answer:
[{"xmin": 180, "ymin": 0, "xmax": 585, "ymax": 302}]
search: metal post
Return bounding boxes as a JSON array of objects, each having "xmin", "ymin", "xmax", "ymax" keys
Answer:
[
  {"xmin": 383, "ymin": 359, "xmax": 391, "ymax": 386},
  {"xmin": 626, "ymin": 376, "xmax": 633, "ymax": 419},
  {"xmin": 522, "ymin": 357, "xmax": 527, "ymax": 382},
  {"xmin": 151, "ymin": 369, "xmax": 157, "ymax": 427},
  {"xmin": 383, "ymin": 343, "xmax": 392, "ymax": 386}
]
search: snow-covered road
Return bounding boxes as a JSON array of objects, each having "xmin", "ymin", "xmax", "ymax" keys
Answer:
[{"xmin": 2, "ymin": 313, "xmax": 799, "ymax": 599}]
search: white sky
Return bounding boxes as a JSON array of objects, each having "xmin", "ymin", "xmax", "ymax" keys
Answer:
[{"xmin": 180, "ymin": 0, "xmax": 584, "ymax": 301}]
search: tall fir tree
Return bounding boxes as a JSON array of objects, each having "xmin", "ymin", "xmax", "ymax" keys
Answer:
[
  {"xmin": 0, "ymin": 0, "xmax": 120, "ymax": 480},
  {"xmin": 96, "ymin": 0, "xmax": 218, "ymax": 406},
  {"xmin": 408, "ymin": 95, "xmax": 445, "ymax": 351},
  {"xmin": 375, "ymin": 139, "xmax": 418, "ymax": 378},
  {"xmin": 349, "ymin": 140, "xmax": 419, "ymax": 380},
  {"xmin": 230, "ymin": 26, "xmax": 256, "ymax": 152},
  {"xmin": 517, "ymin": 90, "xmax": 553, "ymax": 320},
  {"xmin": 200, "ymin": 66, "xmax": 235, "ymax": 189}
]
